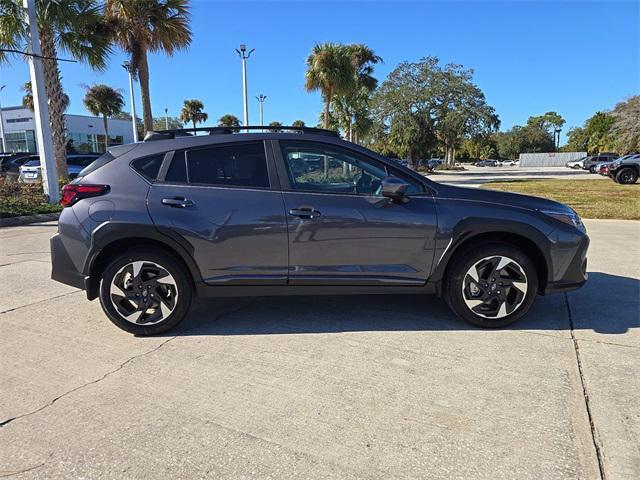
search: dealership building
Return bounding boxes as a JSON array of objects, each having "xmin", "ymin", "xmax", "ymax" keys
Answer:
[{"xmin": 0, "ymin": 106, "xmax": 135, "ymax": 154}]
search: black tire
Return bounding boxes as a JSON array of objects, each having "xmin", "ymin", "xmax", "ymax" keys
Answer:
[
  {"xmin": 589, "ymin": 166, "xmax": 597, "ymax": 173},
  {"xmin": 615, "ymin": 167, "xmax": 638, "ymax": 185},
  {"xmin": 572, "ymin": 164, "xmax": 581, "ymax": 170},
  {"xmin": 443, "ymin": 243, "xmax": 538, "ymax": 328},
  {"xmin": 99, "ymin": 248, "xmax": 193, "ymax": 335}
]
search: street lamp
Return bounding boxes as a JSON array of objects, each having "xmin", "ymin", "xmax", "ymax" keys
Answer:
[
  {"xmin": 122, "ymin": 62, "xmax": 139, "ymax": 142},
  {"xmin": 235, "ymin": 44, "xmax": 254, "ymax": 127},
  {"xmin": 164, "ymin": 108, "xmax": 169, "ymax": 130},
  {"xmin": 256, "ymin": 94, "xmax": 266, "ymax": 127},
  {"xmin": 0, "ymin": 85, "xmax": 7, "ymax": 152},
  {"xmin": 555, "ymin": 127, "xmax": 562, "ymax": 150}
]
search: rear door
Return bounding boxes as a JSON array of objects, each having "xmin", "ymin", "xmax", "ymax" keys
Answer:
[
  {"xmin": 147, "ymin": 140, "xmax": 289, "ymax": 285},
  {"xmin": 274, "ymin": 140, "xmax": 438, "ymax": 286}
]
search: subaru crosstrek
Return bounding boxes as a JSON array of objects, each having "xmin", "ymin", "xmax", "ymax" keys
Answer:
[{"xmin": 50, "ymin": 126, "xmax": 589, "ymax": 335}]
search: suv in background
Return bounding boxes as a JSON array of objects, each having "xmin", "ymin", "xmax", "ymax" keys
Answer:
[
  {"xmin": 18, "ymin": 153, "xmax": 100, "ymax": 182},
  {"xmin": 583, "ymin": 153, "xmax": 619, "ymax": 173},
  {"xmin": 608, "ymin": 153, "xmax": 640, "ymax": 184},
  {"xmin": 50, "ymin": 125, "xmax": 589, "ymax": 335}
]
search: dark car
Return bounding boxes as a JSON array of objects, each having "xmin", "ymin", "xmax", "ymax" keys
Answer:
[
  {"xmin": 475, "ymin": 160, "xmax": 499, "ymax": 167},
  {"xmin": 0, "ymin": 152, "xmax": 34, "ymax": 181},
  {"xmin": 50, "ymin": 126, "xmax": 589, "ymax": 335},
  {"xmin": 583, "ymin": 153, "xmax": 619, "ymax": 173},
  {"xmin": 608, "ymin": 153, "xmax": 640, "ymax": 184}
]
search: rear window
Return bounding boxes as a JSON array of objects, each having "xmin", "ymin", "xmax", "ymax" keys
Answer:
[
  {"xmin": 131, "ymin": 154, "xmax": 164, "ymax": 181},
  {"xmin": 24, "ymin": 159, "xmax": 40, "ymax": 167},
  {"xmin": 78, "ymin": 143, "xmax": 139, "ymax": 177}
]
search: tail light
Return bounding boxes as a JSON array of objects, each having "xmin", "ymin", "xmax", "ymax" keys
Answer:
[{"xmin": 60, "ymin": 184, "xmax": 110, "ymax": 207}]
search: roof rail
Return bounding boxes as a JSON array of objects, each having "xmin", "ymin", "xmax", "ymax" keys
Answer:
[{"xmin": 143, "ymin": 125, "xmax": 339, "ymax": 142}]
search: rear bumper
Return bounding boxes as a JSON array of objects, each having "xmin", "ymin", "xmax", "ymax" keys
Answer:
[{"xmin": 50, "ymin": 233, "xmax": 88, "ymax": 290}]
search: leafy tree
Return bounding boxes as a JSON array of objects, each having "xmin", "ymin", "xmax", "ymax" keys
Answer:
[
  {"xmin": 106, "ymin": 0, "xmax": 192, "ymax": 133},
  {"xmin": 218, "ymin": 114, "xmax": 241, "ymax": 127},
  {"xmin": 179, "ymin": 99, "xmax": 208, "ymax": 130},
  {"xmin": 83, "ymin": 84, "xmax": 125, "ymax": 148},
  {"xmin": 584, "ymin": 112, "xmax": 615, "ymax": 153},
  {"xmin": 305, "ymin": 43, "xmax": 355, "ymax": 130},
  {"xmin": 610, "ymin": 96, "xmax": 640, "ymax": 153},
  {"xmin": 527, "ymin": 112, "xmax": 565, "ymax": 149},
  {"xmin": 1, "ymin": 0, "xmax": 111, "ymax": 177},
  {"xmin": 269, "ymin": 121, "xmax": 283, "ymax": 132},
  {"xmin": 153, "ymin": 116, "xmax": 182, "ymax": 131},
  {"xmin": 495, "ymin": 124, "xmax": 554, "ymax": 159},
  {"xmin": 563, "ymin": 126, "xmax": 589, "ymax": 152},
  {"xmin": 291, "ymin": 120, "xmax": 306, "ymax": 127}
]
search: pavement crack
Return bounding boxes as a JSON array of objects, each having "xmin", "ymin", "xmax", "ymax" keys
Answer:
[
  {"xmin": 0, "ymin": 337, "xmax": 177, "ymax": 428},
  {"xmin": 0, "ymin": 291, "xmax": 81, "ymax": 315},
  {"xmin": 565, "ymin": 293, "xmax": 607, "ymax": 480}
]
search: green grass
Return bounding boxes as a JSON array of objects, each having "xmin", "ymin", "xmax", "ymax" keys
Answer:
[
  {"xmin": 0, "ymin": 180, "xmax": 63, "ymax": 218},
  {"xmin": 481, "ymin": 179, "xmax": 640, "ymax": 220}
]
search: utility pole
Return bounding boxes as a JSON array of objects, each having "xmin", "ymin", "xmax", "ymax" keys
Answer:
[
  {"xmin": 164, "ymin": 108, "xmax": 169, "ymax": 130},
  {"xmin": 0, "ymin": 85, "xmax": 7, "ymax": 152},
  {"xmin": 122, "ymin": 62, "xmax": 139, "ymax": 142},
  {"xmin": 256, "ymin": 94, "xmax": 266, "ymax": 127},
  {"xmin": 235, "ymin": 44, "xmax": 254, "ymax": 127},
  {"xmin": 24, "ymin": 0, "xmax": 58, "ymax": 202}
]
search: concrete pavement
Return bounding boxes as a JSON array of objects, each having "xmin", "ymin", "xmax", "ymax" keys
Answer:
[
  {"xmin": 432, "ymin": 165, "xmax": 603, "ymax": 187},
  {"xmin": 0, "ymin": 219, "xmax": 638, "ymax": 479}
]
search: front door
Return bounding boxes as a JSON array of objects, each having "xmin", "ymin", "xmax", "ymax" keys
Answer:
[
  {"xmin": 147, "ymin": 141, "xmax": 289, "ymax": 285},
  {"xmin": 275, "ymin": 140, "xmax": 438, "ymax": 286}
]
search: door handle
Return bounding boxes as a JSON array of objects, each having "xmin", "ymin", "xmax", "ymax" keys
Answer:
[
  {"xmin": 289, "ymin": 206, "xmax": 321, "ymax": 219},
  {"xmin": 162, "ymin": 197, "xmax": 194, "ymax": 208}
]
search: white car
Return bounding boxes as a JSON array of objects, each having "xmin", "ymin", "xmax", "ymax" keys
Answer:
[
  {"xmin": 502, "ymin": 159, "xmax": 518, "ymax": 166},
  {"xmin": 566, "ymin": 157, "xmax": 586, "ymax": 169}
]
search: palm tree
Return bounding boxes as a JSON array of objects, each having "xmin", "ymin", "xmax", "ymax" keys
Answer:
[
  {"xmin": 218, "ymin": 114, "xmax": 241, "ymax": 127},
  {"xmin": 305, "ymin": 43, "xmax": 355, "ymax": 130},
  {"xmin": 180, "ymin": 99, "xmax": 208, "ymax": 130},
  {"xmin": 83, "ymin": 84, "xmax": 125, "ymax": 149},
  {"xmin": 21, "ymin": 81, "xmax": 69, "ymax": 113},
  {"xmin": 1, "ymin": 0, "xmax": 111, "ymax": 178},
  {"xmin": 291, "ymin": 120, "xmax": 306, "ymax": 128},
  {"xmin": 106, "ymin": 0, "xmax": 192, "ymax": 134},
  {"xmin": 269, "ymin": 121, "xmax": 283, "ymax": 132}
]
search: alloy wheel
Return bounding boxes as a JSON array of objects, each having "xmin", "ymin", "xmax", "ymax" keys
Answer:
[
  {"xmin": 109, "ymin": 261, "xmax": 178, "ymax": 325},
  {"xmin": 461, "ymin": 256, "xmax": 528, "ymax": 319}
]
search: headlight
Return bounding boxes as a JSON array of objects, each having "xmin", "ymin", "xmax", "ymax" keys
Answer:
[{"xmin": 539, "ymin": 209, "xmax": 584, "ymax": 230}]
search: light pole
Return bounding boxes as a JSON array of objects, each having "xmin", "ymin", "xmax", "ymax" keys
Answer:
[
  {"xmin": 0, "ymin": 85, "xmax": 7, "ymax": 152},
  {"xmin": 23, "ymin": 0, "xmax": 58, "ymax": 202},
  {"xmin": 555, "ymin": 127, "xmax": 562, "ymax": 150},
  {"xmin": 164, "ymin": 108, "xmax": 169, "ymax": 130},
  {"xmin": 235, "ymin": 44, "xmax": 254, "ymax": 127},
  {"xmin": 122, "ymin": 62, "xmax": 138, "ymax": 142},
  {"xmin": 256, "ymin": 94, "xmax": 266, "ymax": 127}
]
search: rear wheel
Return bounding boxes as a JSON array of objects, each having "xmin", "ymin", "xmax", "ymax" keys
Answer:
[
  {"xmin": 615, "ymin": 167, "xmax": 638, "ymax": 184},
  {"xmin": 444, "ymin": 243, "xmax": 538, "ymax": 328},
  {"xmin": 99, "ymin": 249, "xmax": 193, "ymax": 335}
]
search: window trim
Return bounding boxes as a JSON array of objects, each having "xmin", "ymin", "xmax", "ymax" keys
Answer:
[{"xmin": 273, "ymin": 139, "xmax": 427, "ymax": 197}]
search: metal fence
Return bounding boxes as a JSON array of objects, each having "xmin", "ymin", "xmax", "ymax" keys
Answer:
[{"xmin": 518, "ymin": 151, "xmax": 587, "ymax": 167}]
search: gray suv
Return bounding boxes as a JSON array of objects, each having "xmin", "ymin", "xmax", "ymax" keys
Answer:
[{"xmin": 51, "ymin": 126, "xmax": 589, "ymax": 335}]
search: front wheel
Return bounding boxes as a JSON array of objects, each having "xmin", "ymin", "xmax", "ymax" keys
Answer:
[
  {"xmin": 443, "ymin": 244, "xmax": 538, "ymax": 328},
  {"xmin": 99, "ymin": 249, "xmax": 193, "ymax": 335}
]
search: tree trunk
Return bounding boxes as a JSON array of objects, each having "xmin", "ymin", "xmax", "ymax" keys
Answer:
[
  {"xmin": 138, "ymin": 50, "xmax": 154, "ymax": 133},
  {"xmin": 193, "ymin": 120, "xmax": 196, "ymax": 131},
  {"xmin": 103, "ymin": 115, "xmax": 110, "ymax": 149},
  {"xmin": 39, "ymin": 28, "xmax": 68, "ymax": 178}
]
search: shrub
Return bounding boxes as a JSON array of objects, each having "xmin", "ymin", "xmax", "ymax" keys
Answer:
[{"xmin": 0, "ymin": 178, "xmax": 62, "ymax": 218}]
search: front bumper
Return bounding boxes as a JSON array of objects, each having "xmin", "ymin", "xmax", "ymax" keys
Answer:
[
  {"xmin": 50, "ymin": 233, "xmax": 88, "ymax": 290},
  {"xmin": 545, "ymin": 234, "xmax": 589, "ymax": 293}
]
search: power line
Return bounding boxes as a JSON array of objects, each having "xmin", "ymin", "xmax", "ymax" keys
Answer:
[{"xmin": 0, "ymin": 48, "xmax": 77, "ymax": 63}]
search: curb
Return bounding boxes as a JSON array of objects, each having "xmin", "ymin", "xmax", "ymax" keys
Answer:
[{"xmin": 0, "ymin": 212, "xmax": 60, "ymax": 227}]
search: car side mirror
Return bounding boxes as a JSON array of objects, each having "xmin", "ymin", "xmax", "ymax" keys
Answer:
[{"xmin": 381, "ymin": 176, "xmax": 409, "ymax": 202}]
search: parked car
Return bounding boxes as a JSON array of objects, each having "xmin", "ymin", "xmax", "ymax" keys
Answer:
[
  {"xmin": 566, "ymin": 157, "xmax": 586, "ymax": 169},
  {"xmin": 583, "ymin": 153, "xmax": 619, "ymax": 173},
  {"xmin": 475, "ymin": 159, "xmax": 499, "ymax": 167},
  {"xmin": 596, "ymin": 162, "xmax": 612, "ymax": 176},
  {"xmin": 424, "ymin": 158, "xmax": 443, "ymax": 171},
  {"xmin": 0, "ymin": 152, "xmax": 34, "ymax": 181},
  {"xmin": 50, "ymin": 125, "xmax": 589, "ymax": 335},
  {"xmin": 608, "ymin": 153, "xmax": 640, "ymax": 184},
  {"xmin": 18, "ymin": 153, "xmax": 100, "ymax": 183},
  {"xmin": 502, "ymin": 159, "xmax": 518, "ymax": 167}
]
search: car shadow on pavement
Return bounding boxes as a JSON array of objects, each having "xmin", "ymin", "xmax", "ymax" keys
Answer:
[{"xmin": 167, "ymin": 271, "xmax": 638, "ymax": 337}]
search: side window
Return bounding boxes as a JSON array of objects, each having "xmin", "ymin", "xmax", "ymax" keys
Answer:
[
  {"xmin": 280, "ymin": 141, "xmax": 423, "ymax": 195},
  {"xmin": 131, "ymin": 154, "xmax": 164, "ymax": 181},
  {"xmin": 165, "ymin": 151, "xmax": 187, "ymax": 183},
  {"xmin": 186, "ymin": 142, "xmax": 269, "ymax": 188}
]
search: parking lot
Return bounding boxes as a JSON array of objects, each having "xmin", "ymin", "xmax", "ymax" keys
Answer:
[
  {"xmin": 433, "ymin": 165, "xmax": 601, "ymax": 187},
  {"xmin": 1, "ymin": 213, "xmax": 638, "ymax": 479}
]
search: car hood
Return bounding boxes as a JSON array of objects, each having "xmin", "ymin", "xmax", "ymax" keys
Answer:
[{"xmin": 434, "ymin": 183, "xmax": 574, "ymax": 214}]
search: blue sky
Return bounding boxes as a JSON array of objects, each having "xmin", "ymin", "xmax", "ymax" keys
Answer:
[{"xmin": 2, "ymin": 0, "xmax": 638, "ymax": 141}]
